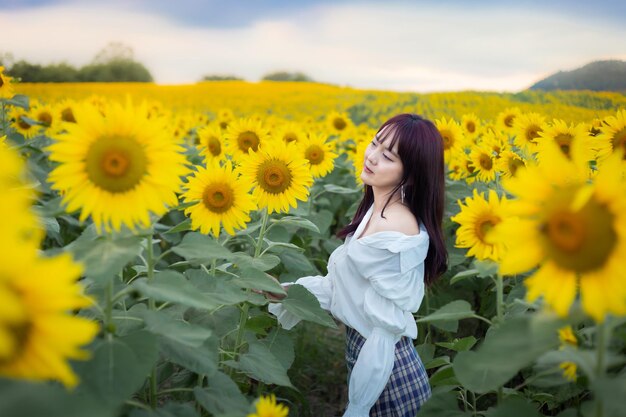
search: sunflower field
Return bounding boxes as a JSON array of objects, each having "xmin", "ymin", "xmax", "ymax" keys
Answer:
[{"xmin": 1, "ymin": 69, "xmax": 626, "ymax": 417}]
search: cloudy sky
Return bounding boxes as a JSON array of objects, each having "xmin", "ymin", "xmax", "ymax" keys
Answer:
[{"xmin": 1, "ymin": 0, "xmax": 625, "ymax": 92}]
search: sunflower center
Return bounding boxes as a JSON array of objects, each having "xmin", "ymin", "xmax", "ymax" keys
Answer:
[
  {"xmin": 612, "ymin": 128, "xmax": 626, "ymax": 157},
  {"xmin": 283, "ymin": 133, "xmax": 298, "ymax": 143},
  {"xmin": 475, "ymin": 215, "xmax": 500, "ymax": 242},
  {"xmin": 504, "ymin": 115, "xmax": 516, "ymax": 128},
  {"xmin": 61, "ymin": 107, "xmax": 76, "ymax": 123},
  {"xmin": 479, "ymin": 153, "xmax": 493, "ymax": 170},
  {"xmin": 0, "ymin": 77, "xmax": 4, "ymax": 88},
  {"xmin": 38, "ymin": 111, "xmax": 52, "ymax": 127},
  {"xmin": 333, "ymin": 118, "xmax": 347, "ymax": 131},
  {"xmin": 525, "ymin": 125, "xmax": 542, "ymax": 143},
  {"xmin": 305, "ymin": 145, "xmax": 325, "ymax": 165},
  {"xmin": 237, "ymin": 131, "xmax": 260, "ymax": 153},
  {"xmin": 17, "ymin": 116, "xmax": 31, "ymax": 130},
  {"xmin": 85, "ymin": 134, "xmax": 148, "ymax": 193},
  {"xmin": 257, "ymin": 159, "xmax": 292, "ymax": 194},
  {"xmin": 540, "ymin": 188, "xmax": 617, "ymax": 273},
  {"xmin": 554, "ymin": 133, "xmax": 573, "ymax": 157},
  {"xmin": 202, "ymin": 183, "xmax": 234, "ymax": 213},
  {"xmin": 207, "ymin": 137, "xmax": 221, "ymax": 156},
  {"xmin": 466, "ymin": 121, "xmax": 476, "ymax": 133},
  {"xmin": 441, "ymin": 131, "xmax": 454, "ymax": 150},
  {"xmin": 0, "ymin": 283, "xmax": 29, "ymax": 364},
  {"xmin": 508, "ymin": 158, "xmax": 524, "ymax": 177},
  {"xmin": 219, "ymin": 121, "xmax": 229, "ymax": 130}
]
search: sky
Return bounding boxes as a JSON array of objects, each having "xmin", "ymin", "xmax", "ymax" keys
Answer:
[{"xmin": 1, "ymin": 0, "xmax": 625, "ymax": 92}]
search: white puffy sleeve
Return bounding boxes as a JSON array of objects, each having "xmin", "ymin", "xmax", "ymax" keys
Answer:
[
  {"xmin": 343, "ymin": 232, "xmax": 429, "ymax": 416},
  {"xmin": 267, "ymin": 274, "xmax": 333, "ymax": 330}
]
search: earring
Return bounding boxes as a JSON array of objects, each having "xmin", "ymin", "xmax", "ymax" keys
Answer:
[{"xmin": 401, "ymin": 186, "xmax": 405, "ymax": 204}]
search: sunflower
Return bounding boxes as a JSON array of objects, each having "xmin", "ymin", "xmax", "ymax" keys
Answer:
[
  {"xmin": 0, "ymin": 66, "xmax": 14, "ymax": 99},
  {"xmin": 496, "ymin": 107, "xmax": 521, "ymax": 134},
  {"xmin": 495, "ymin": 150, "xmax": 527, "ymax": 179},
  {"xmin": 461, "ymin": 113, "xmax": 481, "ymax": 140},
  {"xmin": 558, "ymin": 326, "xmax": 577, "ymax": 347},
  {"xmin": 182, "ymin": 161, "xmax": 256, "ymax": 237},
  {"xmin": 469, "ymin": 145, "xmax": 497, "ymax": 183},
  {"xmin": 9, "ymin": 107, "xmax": 38, "ymax": 139},
  {"xmin": 225, "ymin": 118, "xmax": 272, "ymax": 158},
  {"xmin": 494, "ymin": 147, "xmax": 626, "ymax": 322},
  {"xmin": 451, "ymin": 189, "xmax": 509, "ymax": 262},
  {"xmin": 57, "ymin": 99, "xmax": 78, "ymax": 124},
  {"xmin": 239, "ymin": 142, "xmax": 313, "ymax": 214},
  {"xmin": 481, "ymin": 129, "xmax": 508, "ymax": 158},
  {"xmin": 435, "ymin": 117, "xmax": 465, "ymax": 161},
  {"xmin": 248, "ymin": 394, "xmax": 289, "ymax": 417},
  {"xmin": 559, "ymin": 362, "xmax": 577, "ymax": 382},
  {"xmin": 535, "ymin": 120, "xmax": 594, "ymax": 168},
  {"xmin": 274, "ymin": 121, "xmax": 307, "ymax": 145},
  {"xmin": 326, "ymin": 111, "xmax": 352, "ymax": 134},
  {"xmin": 196, "ymin": 124, "xmax": 226, "ymax": 162},
  {"xmin": 47, "ymin": 100, "xmax": 189, "ymax": 232},
  {"xmin": 512, "ymin": 112, "xmax": 545, "ymax": 153},
  {"xmin": 216, "ymin": 108, "xmax": 234, "ymax": 130},
  {"xmin": 0, "ymin": 245, "xmax": 98, "ymax": 388},
  {"xmin": 352, "ymin": 137, "xmax": 370, "ymax": 185},
  {"xmin": 595, "ymin": 108, "xmax": 626, "ymax": 163},
  {"xmin": 31, "ymin": 101, "xmax": 59, "ymax": 135},
  {"xmin": 300, "ymin": 133, "xmax": 337, "ymax": 178}
]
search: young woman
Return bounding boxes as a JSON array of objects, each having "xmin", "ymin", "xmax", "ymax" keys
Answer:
[{"xmin": 268, "ymin": 113, "xmax": 447, "ymax": 417}]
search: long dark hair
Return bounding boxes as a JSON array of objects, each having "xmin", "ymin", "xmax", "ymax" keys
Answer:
[{"xmin": 338, "ymin": 114, "xmax": 447, "ymax": 286}]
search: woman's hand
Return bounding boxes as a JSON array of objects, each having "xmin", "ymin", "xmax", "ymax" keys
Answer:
[{"xmin": 252, "ymin": 275, "xmax": 289, "ymax": 301}]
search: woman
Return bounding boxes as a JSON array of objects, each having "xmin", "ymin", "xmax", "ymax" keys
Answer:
[{"xmin": 267, "ymin": 113, "xmax": 447, "ymax": 417}]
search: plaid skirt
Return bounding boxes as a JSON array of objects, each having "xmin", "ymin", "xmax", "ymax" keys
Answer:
[{"xmin": 345, "ymin": 326, "xmax": 431, "ymax": 417}]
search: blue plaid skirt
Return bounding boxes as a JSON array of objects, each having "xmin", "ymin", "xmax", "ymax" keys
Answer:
[{"xmin": 345, "ymin": 326, "xmax": 431, "ymax": 417}]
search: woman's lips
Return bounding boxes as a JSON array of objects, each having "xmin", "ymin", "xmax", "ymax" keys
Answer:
[{"xmin": 363, "ymin": 165, "xmax": 374, "ymax": 174}]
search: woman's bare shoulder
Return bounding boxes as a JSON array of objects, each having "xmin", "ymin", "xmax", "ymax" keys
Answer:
[{"xmin": 376, "ymin": 205, "xmax": 420, "ymax": 236}]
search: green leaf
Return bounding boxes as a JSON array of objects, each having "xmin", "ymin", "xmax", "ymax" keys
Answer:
[
  {"xmin": 4, "ymin": 94, "xmax": 30, "ymax": 109},
  {"xmin": 279, "ymin": 284, "xmax": 337, "ymax": 328},
  {"xmin": 140, "ymin": 309, "xmax": 212, "ymax": 348},
  {"xmin": 258, "ymin": 328, "xmax": 295, "ymax": 370},
  {"xmin": 129, "ymin": 403, "xmax": 201, "ymax": 417},
  {"xmin": 449, "ymin": 269, "xmax": 479, "ymax": 285},
  {"xmin": 163, "ymin": 218, "xmax": 192, "ymax": 234},
  {"xmin": 483, "ymin": 396, "xmax": 542, "ymax": 417},
  {"xmin": 425, "ymin": 356, "xmax": 451, "ymax": 370},
  {"xmin": 67, "ymin": 227, "xmax": 143, "ymax": 283},
  {"xmin": 429, "ymin": 365, "xmax": 459, "ymax": 387},
  {"xmin": 270, "ymin": 216, "xmax": 320, "ymax": 233},
  {"xmin": 262, "ymin": 238, "xmax": 303, "ymax": 254},
  {"xmin": 418, "ymin": 390, "xmax": 471, "ymax": 417},
  {"xmin": 323, "ymin": 184, "xmax": 359, "ymax": 194},
  {"xmin": 230, "ymin": 267, "xmax": 285, "ymax": 294},
  {"xmin": 436, "ymin": 336, "xmax": 477, "ymax": 352},
  {"xmin": 416, "ymin": 300, "xmax": 476, "ymax": 333},
  {"xmin": 159, "ymin": 337, "xmax": 219, "ymax": 376},
  {"xmin": 172, "ymin": 232, "xmax": 232, "ymax": 264},
  {"xmin": 453, "ymin": 314, "xmax": 561, "ymax": 393},
  {"xmin": 74, "ymin": 331, "xmax": 158, "ymax": 408},
  {"xmin": 228, "ymin": 341, "xmax": 293, "ymax": 387},
  {"xmin": 194, "ymin": 372, "xmax": 250, "ymax": 416},
  {"xmin": 134, "ymin": 270, "xmax": 245, "ymax": 311},
  {"xmin": 229, "ymin": 252, "xmax": 280, "ymax": 271},
  {"xmin": 279, "ymin": 250, "xmax": 317, "ymax": 275}
]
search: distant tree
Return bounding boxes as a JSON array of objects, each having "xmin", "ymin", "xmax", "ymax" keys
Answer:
[
  {"xmin": 529, "ymin": 60, "xmax": 626, "ymax": 92},
  {"xmin": 200, "ymin": 74, "xmax": 244, "ymax": 81},
  {"xmin": 261, "ymin": 71, "xmax": 314, "ymax": 82}
]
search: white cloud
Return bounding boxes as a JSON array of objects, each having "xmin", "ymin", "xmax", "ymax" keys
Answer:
[{"xmin": 1, "ymin": 2, "xmax": 625, "ymax": 91}]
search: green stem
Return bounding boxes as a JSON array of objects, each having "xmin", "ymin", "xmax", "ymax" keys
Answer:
[
  {"xmin": 146, "ymin": 232, "xmax": 157, "ymax": 409},
  {"xmin": 105, "ymin": 277, "xmax": 114, "ymax": 335},
  {"xmin": 595, "ymin": 320, "xmax": 607, "ymax": 417},
  {"xmin": 1, "ymin": 101, "xmax": 6, "ymax": 135},
  {"xmin": 231, "ymin": 209, "xmax": 270, "ymax": 376},
  {"xmin": 496, "ymin": 275, "xmax": 504, "ymax": 323}
]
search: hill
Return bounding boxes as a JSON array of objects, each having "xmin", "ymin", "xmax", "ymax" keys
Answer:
[{"xmin": 529, "ymin": 60, "xmax": 626, "ymax": 92}]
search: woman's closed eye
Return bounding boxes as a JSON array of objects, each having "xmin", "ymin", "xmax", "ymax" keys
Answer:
[{"xmin": 371, "ymin": 140, "xmax": 394, "ymax": 161}]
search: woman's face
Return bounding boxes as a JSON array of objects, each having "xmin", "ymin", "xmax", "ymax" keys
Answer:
[{"xmin": 360, "ymin": 127, "xmax": 404, "ymax": 191}]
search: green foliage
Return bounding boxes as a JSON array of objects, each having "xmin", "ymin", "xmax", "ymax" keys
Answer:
[
  {"xmin": 261, "ymin": 71, "xmax": 314, "ymax": 82},
  {"xmin": 529, "ymin": 60, "xmax": 626, "ymax": 92},
  {"xmin": 200, "ymin": 74, "xmax": 244, "ymax": 81}
]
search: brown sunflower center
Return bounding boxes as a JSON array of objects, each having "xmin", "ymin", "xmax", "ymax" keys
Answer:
[
  {"xmin": 207, "ymin": 137, "xmax": 221, "ymax": 156},
  {"xmin": 0, "ymin": 283, "xmax": 29, "ymax": 365},
  {"xmin": 257, "ymin": 159, "xmax": 292, "ymax": 194},
  {"xmin": 61, "ymin": 107, "xmax": 76, "ymax": 123},
  {"xmin": 465, "ymin": 160, "xmax": 475, "ymax": 174},
  {"xmin": 85, "ymin": 134, "xmax": 148, "ymax": 193},
  {"xmin": 479, "ymin": 153, "xmax": 493, "ymax": 170},
  {"xmin": 525, "ymin": 124, "xmax": 542, "ymax": 143},
  {"xmin": 508, "ymin": 157, "xmax": 525, "ymax": 177},
  {"xmin": 17, "ymin": 115, "xmax": 31, "ymax": 130},
  {"xmin": 540, "ymin": 187, "xmax": 617, "ymax": 273},
  {"xmin": 612, "ymin": 128, "xmax": 626, "ymax": 157},
  {"xmin": 475, "ymin": 215, "xmax": 500, "ymax": 242},
  {"xmin": 466, "ymin": 121, "xmax": 476, "ymax": 133},
  {"xmin": 554, "ymin": 133, "xmax": 573, "ymax": 157},
  {"xmin": 202, "ymin": 183, "xmax": 234, "ymax": 213},
  {"xmin": 441, "ymin": 131, "xmax": 454, "ymax": 150},
  {"xmin": 504, "ymin": 114, "xmax": 516, "ymax": 128},
  {"xmin": 0, "ymin": 76, "xmax": 4, "ymax": 88},
  {"xmin": 305, "ymin": 145, "xmax": 325, "ymax": 165},
  {"xmin": 237, "ymin": 131, "xmax": 260, "ymax": 153},
  {"xmin": 283, "ymin": 133, "xmax": 298, "ymax": 143},
  {"xmin": 333, "ymin": 118, "xmax": 347, "ymax": 131},
  {"xmin": 37, "ymin": 111, "xmax": 52, "ymax": 127},
  {"xmin": 219, "ymin": 121, "xmax": 229, "ymax": 130}
]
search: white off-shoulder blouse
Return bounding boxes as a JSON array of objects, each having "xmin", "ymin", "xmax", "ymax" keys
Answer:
[{"xmin": 268, "ymin": 204, "xmax": 430, "ymax": 417}]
